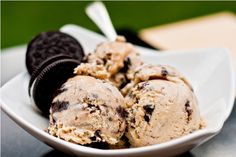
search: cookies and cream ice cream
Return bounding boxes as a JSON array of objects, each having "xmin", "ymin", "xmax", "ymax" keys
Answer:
[
  {"xmin": 124, "ymin": 64, "xmax": 202, "ymax": 147},
  {"xmin": 46, "ymin": 36, "xmax": 203, "ymax": 148},
  {"xmin": 48, "ymin": 75, "xmax": 126, "ymax": 145}
]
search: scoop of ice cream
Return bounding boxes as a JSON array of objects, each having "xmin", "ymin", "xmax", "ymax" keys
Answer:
[
  {"xmin": 125, "ymin": 80, "xmax": 202, "ymax": 147},
  {"xmin": 124, "ymin": 65, "xmax": 202, "ymax": 147},
  {"xmin": 48, "ymin": 75, "xmax": 126, "ymax": 145},
  {"xmin": 74, "ymin": 36, "xmax": 143, "ymax": 89}
]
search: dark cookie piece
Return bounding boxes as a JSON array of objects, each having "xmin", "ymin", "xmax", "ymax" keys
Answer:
[
  {"xmin": 143, "ymin": 104, "xmax": 155, "ymax": 115},
  {"xmin": 28, "ymin": 54, "xmax": 72, "ymax": 96},
  {"xmin": 120, "ymin": 57, "xmax": 131, "ymax": 73},
  {"xmin": 85, "ymin": 130, "xmax": 110, "ymax": 149},
  {"xmin": 90, "ymin": 136, "xmax": 97, "ymax": 142},
  {"xmin": 143, "ymin": 104, "xmax": 155, "ymax": 123},
  {"xmin": 144, "ymin": 115, "xmax": 150, "ymax": 123},
  {"xmin": 26, "ymin": 31, "xmax": 84, "ymax": 75},
  {"xmin": 51, "ymin": 101, "xmax": 69, "ymax": 113},
  {"xmin": 161, "ymin": 67, "xmax": 168, "ymax": 77},
  {"xmin": 32, "ymin": 59, "xmax": 80, "ymax": 116},
  {"xmin": 119, "ymin": 75, "xmax": 130, "ymax": 89},
  {"xmin": 119, "ymin": 135, "xmax": 130, "ymax": 148},
  {"xmin": 185, "ymin": 100, "xmax": 193, "ymax": 122},
  {"xmin": 116, "ymin": 106, "xmax": 128, "ymax": 119},
  {"xmin": 94, "ymin": 130, "xmax": 102, "ymax": 139}
]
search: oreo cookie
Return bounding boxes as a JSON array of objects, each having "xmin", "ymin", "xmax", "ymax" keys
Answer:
[
  {"xmin": 30, "ymin": 59, "xmax": 80, "ymax": 116},
  {"xmin": 26, "ymin": 31, "xmax": 84, "ymax": 75},
  {"xmin": 28, "ymin": 54, "xmax": 72, "ymax": 96}
]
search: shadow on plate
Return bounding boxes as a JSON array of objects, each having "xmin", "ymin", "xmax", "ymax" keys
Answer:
[
  {"xmin": 42, "ymin": 150, "xmax": 195, "ymax": 157},
  {"xmin": 42, "ymin": 150, "xmax": 73, "ymax": 157},
  {"xmin": 177, "ymin": 152, "xmax": 196, "ymax": 157}
]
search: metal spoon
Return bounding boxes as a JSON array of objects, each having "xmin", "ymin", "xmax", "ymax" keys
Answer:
[{"xmin": 86, "ymin": 1, "xmax": 117, "ymax": 41}]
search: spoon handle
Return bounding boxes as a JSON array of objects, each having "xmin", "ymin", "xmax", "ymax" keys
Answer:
[{"xmin": 86, "ymin": 1, "xmax": 117, "ymax": 41}]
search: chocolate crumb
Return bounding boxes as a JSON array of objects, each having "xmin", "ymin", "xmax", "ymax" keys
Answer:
[
  {"xmin": 126, "ymin": 57, "xmax": 131, "ymax": 65},
  {"xmin": 119, "ymin": 75, "xmax": 130, "ymax": 89},
  {"xmin": 102, "ymin": 58, "xmax": 107, "ymax": 65},
  {"xmin": 120, "ymin": 135, "xmax": 131, "ymax": 148},
  {"xmin": 125, "ymin": 127, "xmax": 129, "ymax": 132},
  {"xmin": 120, "ymin": 57, "xmax": 131, "ymax": 73},
  {"xmin": 185, "ymin": 100, "xmax": 193, "ymax": 121},
  {"xmin": 116, "ymin": 106, "xmax": 128, "ymax": 119},
  {"xmin": 143, "ymin": 104, "xmax": 155, "ymax": 123},
  {"xmin": 90, "ymin": 110, "xmax": 96, "ymax": 114},
  {"xmin": 87, "ymin": 103, "xmax": 100, "ymax": 112},
  {"xmin": 135, "ymin": 97, "xmax": 139, "ymax": 104},
  {"xmin": 51, "ymin": 101, "xmax": 69, "ymax": 113},
  {"xmin": 108, "ymin": 117, "xmax": 113, "ymax": 121},
  {"xmin": 161, "ymin": 67, "xmax": 168, "ymax": 77},
  {"xmin": 87, "ymin": 103, "xmax": 94, "ymax": 108},
  {"xmin": 130, "ymin": 118, "xmax": 136, "ymax": 124},
  {"xmin": 90, "ymin": 136, "xmax": 97, "ymax": 141},
  {"xmin": 144, "ymin": 115, "xmax": 150, "ymax": 122},
  {"xmin": 143, "ymin": 104, "xmax": 155, "ymax": 115},
  {"xmin": 95, "ymin": 130, "xmax": 102, "ymax": 139},
  {"xmin": 52, "ymin": 118, "xmax": 56, "ymax": 123},
  {"xmin": 106, "ymin": 52, "xmax": 112, "ymax": 58}
]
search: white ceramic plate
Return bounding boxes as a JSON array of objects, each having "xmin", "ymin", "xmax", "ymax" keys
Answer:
[{"xmin": 1, "ymin": 25, "xmax": 235, "ymax": 157}]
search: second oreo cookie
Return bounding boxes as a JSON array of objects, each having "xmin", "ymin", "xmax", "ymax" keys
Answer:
[
  {"xmin": 28, "ymin": 54, "xmax": 73, "ymax": 96},
  {"xmin": 26, "ymin": 31, "xmax": 84, "ymax": 75},
  {"xmin": 30, "ymin": 59, "xmax": 80, "ymax": 116}
]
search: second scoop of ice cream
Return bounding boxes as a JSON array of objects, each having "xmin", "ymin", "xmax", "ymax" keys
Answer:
[
  {"xmin": 48, "ymin": 75, "xmax": 126, "ymax": 145},
  {"xmin": 125, "ymin": 64, "xmax": 202, "ymax": 147}
]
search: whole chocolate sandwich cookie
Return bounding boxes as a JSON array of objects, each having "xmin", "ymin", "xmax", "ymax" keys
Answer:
[{"xmin": 26, "ymin": 31, "xmax": 84, "ymax": 75}]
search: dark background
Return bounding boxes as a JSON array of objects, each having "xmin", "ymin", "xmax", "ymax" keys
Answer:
[{"xmin": 2, "ymin": 1, "xmax": 236, "ymax": 49}]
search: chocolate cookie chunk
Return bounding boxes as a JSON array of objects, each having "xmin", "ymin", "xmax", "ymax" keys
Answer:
[
  {"xmin": 26, "ymin": 31, "xmax": 84, "ymax": 75},
  {"xmin": 30, "ymin": 59, "xmax": 80, "ymax": 116}
]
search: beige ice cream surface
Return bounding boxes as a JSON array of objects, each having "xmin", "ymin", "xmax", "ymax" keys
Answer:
[
  {"xmin": 48, "ymin": 75, "xmax": 126, "ymax": 145},
  {"xmin": 125, "ymin": 79, "xmax": 201, "ymax": 147},
  {"xmin": 124, "ymin": 65, "xmax": 202, "ymax": 147}
]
